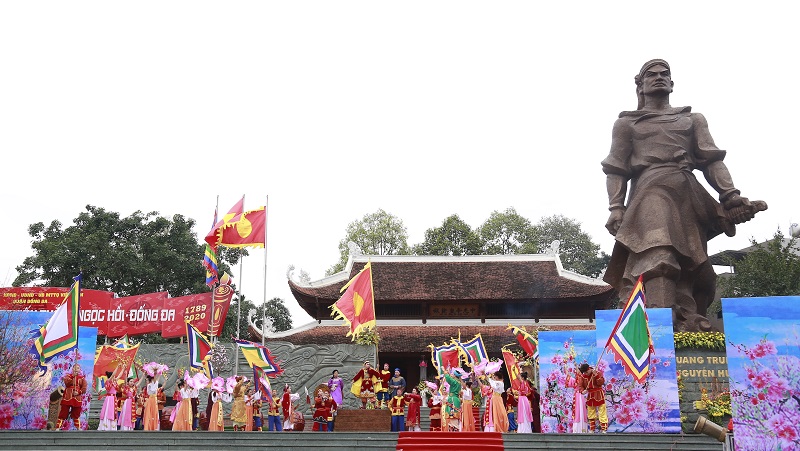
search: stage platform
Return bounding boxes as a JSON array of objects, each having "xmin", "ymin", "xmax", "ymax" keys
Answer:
[{"xmin": 0, "ymin": 430, "xmax": 723, "ymax": 451}]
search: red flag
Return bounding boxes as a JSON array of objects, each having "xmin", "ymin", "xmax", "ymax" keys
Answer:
[
  {"xmin": 205, "ymin": 196, "xmax": 244, "ymax": 248},
  {"xmin": 93, "ymin": 343, "xmax": 140, "ymax": 378},
  {"xmin": 217, "ymin": 207, "xmax": 266, "ymax": 248},
  {"xmin": 502, "ymin": 349, "xmax": 524, "ymax": 392},
  {"xmin": 330, "ymin": 261, "xmax": 375, "ymax": 340}
]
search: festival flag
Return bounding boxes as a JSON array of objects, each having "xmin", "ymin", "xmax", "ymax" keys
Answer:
[
  {"xmin": 330, "ymin": 261, "xmax": 376, "ymax": 340},
  {"xmin": 93, "ymin": 342, "xmax": 140, "ymax": 378},
  {"xmin": 253, "ymin": 366, "xmax": 273, "ymax": 403},
  {"xmin": 217, "ymin": 207, "xmax": 266, "ymax": 248},
  {"xmin": 604, "ymin": 275, "xmax": 654, "ymax": 383},
  {"xmin": 203, "ymin": 207, "xmax": 220, "ymax": 287},
  {"xmin": 186, "ymin": 321, "xmax": 213, "ymax": 371},
  {"xmin": 233, "ymin": 338, "xmax": 283, "ymax": 376},
  {"xmin": 32, "ymin": 274, "xmax": 82, "ymax": 369},
  {"xmin": 205, "ymin": 196, "xmax": 245, "ymax": 248},
  {"xmin": 501, "ymin": 348, "xmax": 524, "ymax": 392},
  {"xmin": 456, "ymin": 333, "xmax": 489, "ymax": 367},
  {"xmin": 429, "ymin": 342, "xmax": 461, "ymax": 374},
  {"xmin": 203, "ymin": 244, "xmax": 219, "ymax": 287},
  {"xmin": 507, "ymin": 324, "xmax": 539, "ymax": 360}
]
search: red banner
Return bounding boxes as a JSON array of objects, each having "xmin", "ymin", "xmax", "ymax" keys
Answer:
[
  {"xmin": 161, "ymin": 293, "xmax": 212, "ymax": 339},
  {"xmin": 0, "ymin": 286, "xmax": 115, "ymax": 312},
  {"xmin": 2, "ymin": 286, "xmax": 233, "ymax": 338},
  {"xmin": 208, "ymin": 285, "xmax": 234, "ymax": 337},
  {"xmin": 105, "ymin": 292, "xmax": 169, "ymax": 338}
]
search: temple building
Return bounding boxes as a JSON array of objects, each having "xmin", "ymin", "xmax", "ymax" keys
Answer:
[{"xmin": 252, "ymin": 253, "xmax": 616, "ymax": 390}]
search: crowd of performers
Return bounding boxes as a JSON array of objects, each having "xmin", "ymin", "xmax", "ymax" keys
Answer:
[{"xmin": 53, "ymin": 360, "xmax": 608, "ymax": 434}]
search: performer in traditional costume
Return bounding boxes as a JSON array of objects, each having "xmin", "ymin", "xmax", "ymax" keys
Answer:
[
  {"xmin": 157, "ymin": 384, "xmax": 166, "ymax": 426},
  {"xmin": 327, "ymin": 369, "xmax": 344, "ymax": 431},
  {"xmin": 577, "ymin": 363, "xmax": 607, "ymax": 433},
  {"xmin": 230, "ymin": 376, "xmax": 250, "ymax": 431},
  {"xmin": 57, "ymin": 364, "xmax": 87, "ymax": 430},
  {"xmin": 250, "ymin": 390, "xmax": 263, "ymax": 432},
  {"xmin": 281, "ymin": 385, "xmax": 300, "ymax": 430},
  {"xmin": 351, "ymin": 361, "xmax": 382, "ymax": 409},
  {"xmin": 308, "ymin": 384, "xmax": 337, "ymax": 432},
  {"xmin": 267, "ymin": 394, "xmax": 283, "ymax": 431},
  {"xmin": 119, "ymin": 377, "xmax": 137, "ymax": 431},
  {"xmin": 482, "ymin": 372, "xmax": 509, "ymax": 432},
  {"xmin": 516, "ymin": 372, "xmax": 533, "ymax": 433},
  {"xmin": 505, "ymin": 387, "xmax": 518, "ymax": 432},
  {"xmin": 98, "ymin": 368, "xmax": 123, "ymax": 431},
  {"xmin": 143, "ymin": 375, "xmax": 161, "ymax": 430},
  {"xmin": 208, "ymin": 377, "xmax": 231, "ymax": 432},
  {"xmin": 442, "ymin": 372, "xmax": 463, "ymax": 432},
  {"xmin": 377, "ymin": 363, "xmax": 391, "ymax": 409},
  {"xmin": 171, "ymin": 380, "xmax": 193, "ymax": 431},
  {"xmin": 567, "ymin": 369, "xmax": 588, "ymax": 433},
  {"xmin": 405, "ymin": 387, "xmax": 422, "ymax": 431},
  {"xmin": 529, "ymin": 383, "xmax": 541, "ymax": 433},
  {"xmin": 460, "ymin": 380, "xmax": 476, "ymax": 432},
  {"xmin": 427, "ymin": 388, "xmax": 443, "ymax": 431},
  {"xmin": 389, "ymin": 386, "xmax": 407, "ymax": 432}
]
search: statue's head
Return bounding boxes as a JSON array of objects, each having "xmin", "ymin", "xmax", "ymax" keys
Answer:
[{"xmin": 635, "ymin": 59, "xmax": 673, "ymax": 109}]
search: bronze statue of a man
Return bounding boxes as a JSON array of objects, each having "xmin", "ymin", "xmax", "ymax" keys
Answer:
[{"xmin": 601, "ymin": 59, "xmax": 766, "ymax": 332}]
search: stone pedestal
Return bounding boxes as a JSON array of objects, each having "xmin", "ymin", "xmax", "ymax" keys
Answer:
[
  {"xmin": 675, "ymin": 348, "xmax": 729, "ymax": 431},
  {"xmin": 334, "ymin": 409, "xmax": 391, "ymax": 431}
]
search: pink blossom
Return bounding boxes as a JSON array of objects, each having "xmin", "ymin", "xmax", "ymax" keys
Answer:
[
  {"xmin": 563, "ymin": 342, "xmax": 569, "ymax": 349},
  {"xmin": 768, "ymin": 413, "xmax": 799, "ymax": 447},
  {"xmin": 767, "ymin": 377, "xmax": 790, "ymax": 402},
  {"xmin": 752, "ymin": 341, "xmax": 778, "ymax": 359},
  {"xmin": 615, "ymin": 405, "xmax": 633, "ymax": 424},
  {"xmin": 751, "ymin": 368, "xmax": 777, "ymax": 390},
  {"xmin": 31, "ymin": 416, "xmax": 47, "ymax": 430},
  {"xmin": 750, "ymin": 397, "xmax": 759, "ymax": 405},
  {"xmin": 631, "ymin": 402, "xmax": 648, "ymax": 421},
  {"xmin": 662, "ymin": 361, "xmax": 670, "ymax": 367},
  {"xmin": 0, "ymin": 403, "xmax": 14, "ymax": 429}
]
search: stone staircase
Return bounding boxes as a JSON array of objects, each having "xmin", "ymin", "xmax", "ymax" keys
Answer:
[
  {"xmin": 503, "ymin": 432, "xmax": 722, "ymax": 450},
  {"xmin": 0, "ymin": 431, "xmax": 401, "ymax": 451},
  {"xmin": 0, "ymin": 430, "xmax": 723, "ymax": 451}
]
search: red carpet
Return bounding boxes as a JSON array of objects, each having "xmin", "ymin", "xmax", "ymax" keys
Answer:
[{"xmin": 396, "ymin": 431, "xmax": 504, "ymax": 451}]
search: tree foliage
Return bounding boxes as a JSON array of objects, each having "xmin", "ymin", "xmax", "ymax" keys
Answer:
[
  {"xmin": 531, "ymin": 215, "xmax": 609, "ymax": 277},
  {"xmin": 220, "ymin": 295, "xmax": 293, "ymax": 342},
  {"xmin": 327, "ymin": 209, "xmax": 410, "ymax": 275},
  {"xmin": 13, "ymin": 205, "xmax": 242, "ymax": 296},
  {"xmin": 719, "ymin": 230, "xmax": 800, "ymax": 298},
  {"xmin": 477, "ymin": 207, "xmax": 537, "ymax": 255},
  {"xmin": 413, "ymin": 214, "xmax": 484, "ymax": 256}
]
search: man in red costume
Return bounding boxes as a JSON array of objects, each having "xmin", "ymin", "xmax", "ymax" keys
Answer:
[
  {"xmin": 578, "ymin": 363, "xmax": 607, "ymax": 433},
  {"xmin": 377, "ymin": 362, "xmax": 391, "ymax": 409},
  {"xmin": 388, "ymin": 386, "xmax": 407, "ymax": 432},
  {"xmin": 350, "ymin": 361, "xmax": 381, "ymax": 409},
  {"xmin": 308, "ymin": 387, "xmax": 337, "ymax": 431},
  {"xmin": 57, "ymin": 364, "xmax": 87, "ymax": 430}
]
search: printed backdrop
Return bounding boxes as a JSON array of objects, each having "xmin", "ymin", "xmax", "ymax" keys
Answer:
[
  {"xmin": 0, "ymin": 311, "xmax": 97, "ymax": 430},
  {"xmin": 595, "ymin": 308, "xmax": 681, "ymax": 433},
  {"xmin": 722, "ymin": 296, "xmax": 800, "ymax": 451},
  {"xmin": 538, "ymin": 329, "xmax": 597, "ymax": 433}
]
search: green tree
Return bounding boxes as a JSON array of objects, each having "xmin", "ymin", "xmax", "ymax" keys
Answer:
[
  {"xmin": 477, "ymin": 207, "xmax": 537, "ymax": 255},
  {"xmin": 219, "ymin": 295, "xmax": 292, "ymax": 341},
  {"xmin": 327, "ymin": 209, "xmax": 410, "ymax": 275},
  {"xmin": 13, "ymin": 205, "xmax": 244, "ymax": 343},
  {"xmin": 719, "ymin": 230, "xmax": 800, "ymax": 298},
  {"xmin": 531, "ymin": 215, "xmax": 609, "ymax": 277},
  {"xmin": 413, "ymin": 214, "xmax": 484, "ymax": 256}
]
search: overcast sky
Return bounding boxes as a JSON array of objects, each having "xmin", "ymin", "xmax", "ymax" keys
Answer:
[{"xmin": 1, "ymin": 1, "xmax": 797, "ymax": 327}]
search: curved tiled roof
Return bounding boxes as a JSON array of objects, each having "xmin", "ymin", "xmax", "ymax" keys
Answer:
[
  {"xmin": 288, "ymin": 255, "xmax": 615, "ymax": 319},
  {"xmin": 254, "ymin": 322, "xmax": 596, "ymax": 353}
]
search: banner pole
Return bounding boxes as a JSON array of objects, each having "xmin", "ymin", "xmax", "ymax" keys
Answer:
[
  {"xmin": 268, "ymin": 194, "xmax": 269, "ymax": 346},
  {"xmin": 210, "ymin": 194, "xmax": 219, "ymax": 345}
]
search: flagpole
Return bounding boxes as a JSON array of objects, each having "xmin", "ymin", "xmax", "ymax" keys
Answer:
[
  {"xmin": 262, "ymin": 195, "xmax": 269, "ymax": 346},
  {"xmin": 210, "ymin": 195, "xmax": 219, "ymax": 345},
  {"xmin": 233, "ymin": 195, "xmax": 245, "ymax": 376}
]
